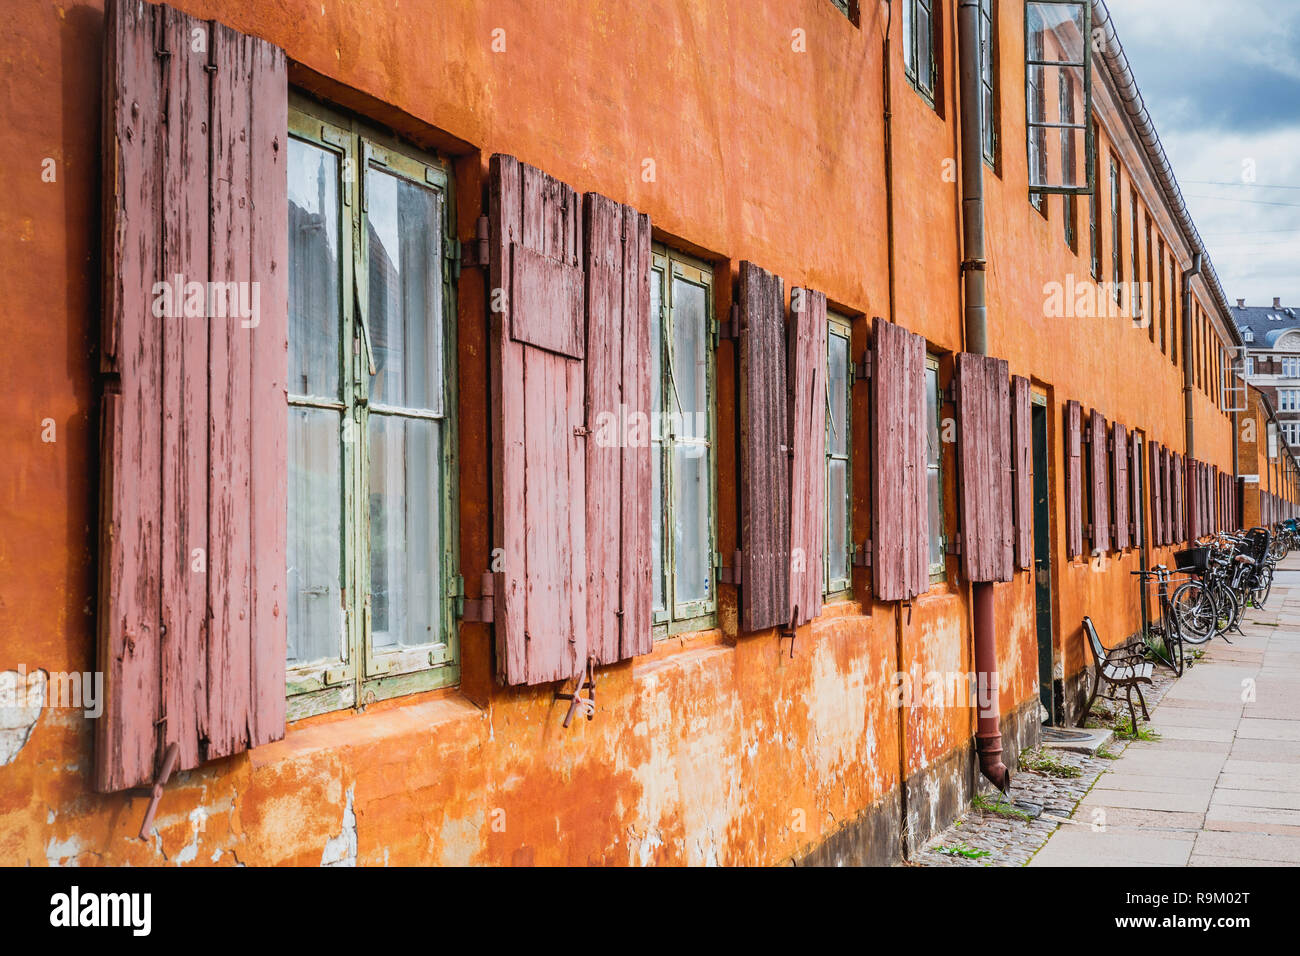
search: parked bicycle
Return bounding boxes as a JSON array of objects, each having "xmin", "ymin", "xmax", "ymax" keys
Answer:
[{"xmin": 1131, "ymin": 566, "xmax": 1185, "ymax": 676}]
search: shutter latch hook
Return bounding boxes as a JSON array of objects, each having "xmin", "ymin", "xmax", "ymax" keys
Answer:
[
  {"xmin": 135, "ymin": 742, "xmax": 180, "ymax": 842},
  {"xmin": 554, "ymin": 659, "xmax": 596, "ymax": 728}
]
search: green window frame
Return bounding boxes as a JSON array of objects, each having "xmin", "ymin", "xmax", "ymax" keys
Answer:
[
  {"xmin": 902, "ymin": 0, "xmax": 938, "ymax": 105},
  {"xmin": 1131, "ymin": 189, "xmax": 1143, "ymax": 322},
  {"xmin": 1088, "ymin": 121, "xmax": 1101, "ymax": 277},
  {"xmin": 1024, "ymin": 0, "xmax": 1094, "ymax": 195},
  {"xmin": 926, "ymin": 355, "xmax": 947, "ymax": 581},
  {"xmin": 650, "ymin": 246, "xmax": 717, "ymax": 636},
  {"xmin": 286, "ymin": 98, "xmax": 459, "ymax": 719},
  {"xmin": 825, "ymin": 312, "xmax": 853, "ymax": 597},
  {"xmin": 830, "ymin": 0, "xmax": 855, "ymax": 20},
  {"xmin": 979, "ymin": 0, "xmax": 998, "ymax": 166},
  {"xmin": 1110, "ymin": 156, "xmax": 1122, "ymax": 304}
]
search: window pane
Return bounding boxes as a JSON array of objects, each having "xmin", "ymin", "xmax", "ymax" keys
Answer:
[
  {"xmin": 673, "ymin": 443, "xmax": 710, "ymax": 607},
  {"xmin": 917, "ymin": 6, "xmax": 933, "ymax": 91},
  {"xmin": 926, "ymin": 365, "xmax": 942, "ymax": 570},
  {"xmin": 828, "ymin": 333, "xmax": 848, "ymax": 456},
  {"xmin": 828, "ymin": 459, "xmax": 848, "ymax": 586},
  {"xmin": 366, "ymin": 166, "xmax": 444, "ymax": 413},
  {"xmin": 287, "ymin": 406, "xmax": 344, "ymax": 666},
  {"xmin": 652, "ymin": 445, "xmax": 665, "ymax": 614},
  {"xmin": 902, "ymin": 1, "xmax": 914, "ymax": 74},
  {"xmin": 671, "ymin": 277, "xmax": 708, "ymax": 438},
  {"xmin": 288, "ymin": 138, "xmax": 341, "ymax": 399},
  {"xmin": 651, "ymin": 267, "xmax": 666, "ymax": 615},
  {"xmin": 368, "ymin": 414, "xmax": 442, "ymax": 648}
]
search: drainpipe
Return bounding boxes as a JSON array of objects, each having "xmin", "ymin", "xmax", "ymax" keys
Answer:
[
  {"xmin": 1182, "ymin": 253, "xmax": 1203, "ymax": 458},
  {"xmin": 957, "ymin": 0, "xmax": 1008, "ymax": 792}
]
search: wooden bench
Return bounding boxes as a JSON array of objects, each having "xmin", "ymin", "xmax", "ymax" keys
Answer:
[{"xmin": 1078, "ymin": 616, "xmax": 1154, "ymax": 731}]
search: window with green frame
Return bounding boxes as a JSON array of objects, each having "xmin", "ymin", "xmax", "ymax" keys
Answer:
[
  {"xmin": 926, "ymin": 356, "xmax": 947, "ymax": 580},
  {"xmin": 902, "ymin": 0, "xmax": 938, "ymax": 104},
  {"xmin": 979, "ymin": 0, "xmax": 997, "ymax": 166},
  {"xmin": 285, "ymin": 99, "xmax": 459, "ymax": 718},
  {"xmin": 1110, "ymin": 155, "xmax": 1123, "ymax": 304},
  {"xmin": 650, "ymin": 246, "xmax": 716, "ymax": 635},
  {"xmin": 1089, "ymin": 121, "xmax": 1101, "ymax": 277},
  {"xmin": 825, "ymin": 313, "xmax": 852, "ymax": 596}
]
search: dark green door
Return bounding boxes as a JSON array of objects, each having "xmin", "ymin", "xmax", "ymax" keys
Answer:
[{"xmin": 1031, "ymin": 397, "xmax": 1055, "ymax": 724}]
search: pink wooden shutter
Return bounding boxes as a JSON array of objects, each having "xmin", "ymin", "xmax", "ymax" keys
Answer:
[
  {"xmin": 489, "ymin": 154, "xmax": 588, "ymax": 684},
  {"xmin": 1065, "ymin": 401, "xmax": 1083, "ymax": 558},
  {"xmin": 1011, "ymin": 376, "xmax": 1033, "ymax": 570},
  {"xmin": 98, "ymin": 0, "xmax": 287, "ymax": 792},
  {"xmin": 1130, "ymin": 432, "xmax": 1143, "ymax": 546},
  {"xmin": 1170, "ymin": 444, "xmax": 1180, "ymax": 541},
  {"xmin": 956, "ymin": 354, "xmax": 1013, "ymax": 581},
  {"xmin": 1187, "ymin": 458, "xmax": 1200, "ymax": 540},
  {"xmin": 1112, "ymin": 422, "xmax": 1129, "ymax": 550},
  {"xmin": 871, "ymin": 320, "xmax": 929, "ymax": 600},
  {"xmin": 1089, "ymin": 410, "xmax": 1110, "ymax": 554},
  {"xmin": 583, "ymin": 193, "xmax": 652, "ymax": 664},
  {"xmin": 1154, "ymin": 442, "xmax": 1164, "ymax": 546},
  {"xmin": 739, "ymin": 262, "xmax": 791, "ymax": 631},
  {"xmin": 1172, "ymin": 453, "xmax": 1185, "ymax": 543},
  {"xmin": 787, "ymin": 288, "xmax": 827, "ymax": 625}
]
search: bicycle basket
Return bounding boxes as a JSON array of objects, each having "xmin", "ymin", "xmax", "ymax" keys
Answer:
[{"xmin": 1173, "ymin": 546, "xmax": 1209, "ymax": 573}]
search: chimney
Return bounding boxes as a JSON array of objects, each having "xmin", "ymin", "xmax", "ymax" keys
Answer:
[
  {"xmin": 1275, "ymin": 297, "xmax": 1283, "ymax": 309},
  {"xmin": 1238, "ymin": 298, "xmax": 1246, "ymax": 308}
]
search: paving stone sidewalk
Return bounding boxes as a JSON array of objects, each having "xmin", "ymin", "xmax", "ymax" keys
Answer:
[{"xmin": 916, "ymin": 555, "xmax": 1300, "ymax": 867}]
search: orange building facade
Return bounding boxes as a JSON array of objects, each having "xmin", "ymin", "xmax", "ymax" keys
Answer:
[{"xmin": 1, "ymin": 0, "xmax": 1290, "ymax": 866}]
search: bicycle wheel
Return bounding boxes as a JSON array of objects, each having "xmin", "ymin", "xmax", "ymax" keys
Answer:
[
  {"xmin": 1251, "ymin": 567, "xmax": 1273, "ymax": 610},
  {"xmin": 1171, "ymin": 580, "xmax": 1215, "ymax": 644},
  {"xmin": 1209, "ymin": 580, "xmax": 1241, "ymax": 634},
  {"xmin": 1143, "ymin": 627, "xmax": 1180, "ymax": 674}
]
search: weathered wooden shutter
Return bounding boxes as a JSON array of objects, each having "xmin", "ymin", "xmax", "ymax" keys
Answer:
[
  {"xmin": 1187, "ymin": 458, "xmax": 1200, "ymax": 541},
  {"xmin": 98, "ymin": 0, "xmax": 287, "ymax": 792},
  {"xmin": 1172, "ymin": 453, "xmax": 1185, "ymax": 543},
  {"xmin": 1011, "ymin": 376, "xmax": 1033, "ymax": 570},
  {"xmin": 738, "ymin": 262, "xmax": 791, "ymax": 630},
  {"xmin": 1149, "ymin": 442, "xmax": 1164, "ymax": 546},
  {"xmin": 787, "ymin": 288, "xmax": 827, "ymax": 625},
  {"xmin": 1089, "ymin": 410, "xmax": 1110, "ymax": 553},
  {"xmin": 583, "ymin": 193, "xmax": 652, "ymax": 664},
  {"xmin": 871, "ymin": 320, "xmax": 929, "ymax": 600},
  {"xmin": 956, "ymin": 354, "xmax": 1013, "ymax": 581},
  {"xmin": 1065, "ymin": 401, "xmax": 1083, "ymax": 558},
  {"xmin": 1112, "ymin": 422, "xmax": 1129, "ymax": 550},
  {"xmin": 1130, "ymin": 432, "xmax": 1143, "ymax": 545},
  {"xmin": 489, "ymin": 154, "xmax": 588, "ymax": 684},
  {"xmin": 1170, "ymin": 444, "xmax": 1180, "ymax": 541}
]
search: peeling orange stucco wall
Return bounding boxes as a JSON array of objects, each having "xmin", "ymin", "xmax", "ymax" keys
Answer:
[{"xmin": 0, "ymin": 0, "xmax": 1244, "ymax": 865}]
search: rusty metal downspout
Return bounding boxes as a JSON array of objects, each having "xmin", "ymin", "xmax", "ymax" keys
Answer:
[{"xmin": 957, "ymin": 0, "xmax": 1008, "ymax": 792}]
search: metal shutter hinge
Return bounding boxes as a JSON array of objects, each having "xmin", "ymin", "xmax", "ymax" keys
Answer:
[
  {"xmin": 716, "ymin": 549, "xmax": 743, "ymax": 584},
  {"xmin": 459, "ymin": 571, "xmax": 495, "ymax": 623},
  {"xmin": 850, "ymin": 353, "xmax": 871, "ymax": 386},
  {"xmin": 461, "ymin": 215, "xmax": 490, "ymax": 269},
  {"xmin": 946, "ymin": 533, "xmax": 962, "ymax": 556},
  {"xmin": 717, "ymin": 303, "xmax": 741, "ymax": 342},
  {"xmin": 444, "ymin": 237, "xmax": 462, "ymax": 280},
  {"xmin": 851, "ymin": 540, "xmax": 872, "ymax": 567}
]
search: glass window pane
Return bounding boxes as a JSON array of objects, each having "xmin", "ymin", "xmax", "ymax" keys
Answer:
[
  {"xmin": 652, "ymin": 445, "xmax": 665, "ymax": 614},
  {"xmin": 828, "ymin": 333, "xmax": 849, "ymax": 456},
  {"xmin": 928, "ymin": 465, "xmax": 943, "ymax": 569},
  {"xmin": 366, "ymin": 166, "xmax": 445, "ymax": 413},
  {"xmin": 828, "ymin": 459, "xmax": 848, "ymax": 586},
  {"xmin": 287, "ymin": 406, "xmax": 344, "ymax": 666},
  {"xmin": 368, "ymin": 414, "xmax": 443, "ymax": 649},
  {"xmin": 288, "ymin": 138, "xmax": 341, "ymax": 399},
  {"xmin": 917, "ymin": 6, "xmax": 932, "ymax": 90},
  {"xmin": 673, "ymin": 443, "xmax": 710, "ymax": 607},
  {"xmin": 671, "ymin": 277, "xmax": 708, "ymax": 438},
  {"xmin": 902, "ymin": 1, "xmax": 914, "ymax": 74}
]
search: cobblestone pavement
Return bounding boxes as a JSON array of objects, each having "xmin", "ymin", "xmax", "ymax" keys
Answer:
[{"xmin": 912, "ymin": 612, "xmax": 1208, "ymax": 867}]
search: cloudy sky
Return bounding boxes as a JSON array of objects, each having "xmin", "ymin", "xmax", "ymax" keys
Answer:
[{"xmin": 1106, "ymin": 0, "xmax": 1300, "ymax": 306}]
